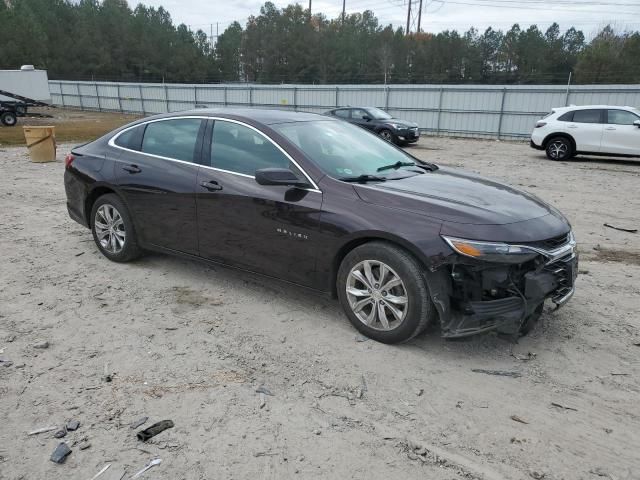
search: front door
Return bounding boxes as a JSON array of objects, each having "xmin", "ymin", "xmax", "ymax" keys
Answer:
[
  {"xmin": 196, "ymin": 119, "xmax": 323, "ymax": 288},
  {"xmin": 113, "ymin": 117, "xmax": 205, "ymax": 255},
  {"xmin": 601, "ymin": 109, "xmax": 640, "ymax": 155},
  {"xmin": 350, "ymin": 108, "xmax": 377, "ymax": 132}
]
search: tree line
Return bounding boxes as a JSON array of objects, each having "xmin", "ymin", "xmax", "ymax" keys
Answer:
[{"xmin": 1, "ymin": 0, "xmax": 639, "ymax": 84}]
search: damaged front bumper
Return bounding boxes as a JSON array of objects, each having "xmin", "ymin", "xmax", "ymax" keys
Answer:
[{"xmin": 427, "ymin": 234, "xmax": 578, "ymax": 338}]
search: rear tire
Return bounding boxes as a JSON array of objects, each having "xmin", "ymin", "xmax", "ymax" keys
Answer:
[
  {"xmin": 1, "ymin": 111, "xmax": 17, "ymax": 127},
  {"xmin": 337, "ymin": 242, "xmax": 436, "ymax": 344},
  {"xmin": 545, "ymin": 137, "xmax": 573, "ymax": 161},
  {"xmin": 90, "ymin": 194, "xmax": 142, "ymax": 262}
]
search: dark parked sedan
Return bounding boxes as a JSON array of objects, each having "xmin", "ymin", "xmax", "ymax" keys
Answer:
[
  {"xmin": 325, "ymin": 106, "xmax": 419, "ymax": 145},
  {"xmin": 64, "ymin": 108, "xmax": 577, "ymax": 343}
]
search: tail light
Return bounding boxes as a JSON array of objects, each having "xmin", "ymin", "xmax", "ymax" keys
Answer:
[
  {"xmin": 64, "ymin": 153, "xmax": 75, "ymax": 168},
  {"xmin": 535, "ymin": 121, "xmax": 547, "ymax": 128}
]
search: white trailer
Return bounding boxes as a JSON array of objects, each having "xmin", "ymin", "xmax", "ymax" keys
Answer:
[
  {"xmin": 0, "ymin": 66, "xmax": 51, "ymax": 102},
  {"xmin": 0, "ymin": 66, "xmax": 51, "ymax": 126}
]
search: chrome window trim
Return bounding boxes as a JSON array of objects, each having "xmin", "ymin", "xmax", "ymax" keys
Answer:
[{"xmin": 107, "ymin": 115, "xmax": 322, "ymax": 193}]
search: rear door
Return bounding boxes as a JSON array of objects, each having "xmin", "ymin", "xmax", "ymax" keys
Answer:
[
  {"xmin": 601, "ymin": 109, "xmax": 640, "ymax": 155},
  {"xmin": 113, "ymin": 117, "xmax": 205, "ymax": 255},
  {"xmin": 565, "ymin": 109, "xmax": 604, "ymax": 152},
  {"xmin": 332, "ymin": 109, "xmax": 351, "ymax": 121},
  {"xmin": 196, "ymin": 119, "xmax": 323, "ymax": 287}
]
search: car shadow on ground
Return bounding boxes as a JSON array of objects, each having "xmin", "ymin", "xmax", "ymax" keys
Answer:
[
  {"xmin": 571, "ymin": 155, "xmax": 640, "ymax": 167},
  {"xmin": 133, "ymin": 250, "xmax": 566, "ymax": 357}
]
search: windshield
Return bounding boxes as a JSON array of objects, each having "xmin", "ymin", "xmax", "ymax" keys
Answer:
[
  {"xmin": 273, "ymin": 120, "xmax": 421, "ymax": 180},
  {"xmin": 367, "ymin": 107, "xmax": 393, "ymax": 120}
]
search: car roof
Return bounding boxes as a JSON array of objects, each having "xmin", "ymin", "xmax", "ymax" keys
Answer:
[
  {"xmin": 140, "ymin": 107, "xmax": 333, "ymax": 126},
  {"xmin": 553, "ymin": 105, "xmax": 638, "ymax": 112},
  {"xmin": 329, "ymin": 106, "xmax": 374, "ymax": 110}
]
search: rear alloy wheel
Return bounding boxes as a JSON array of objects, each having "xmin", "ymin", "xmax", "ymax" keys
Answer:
[
  {"xmin": 90, "ymin": 194, "xmax": 141, "ymax": 262},
  {"xmin": 1, "ymin": 111, "xmax": 17, "ymax": 127},
  {"xmin": 545, "ymin": 137, "xmax": 573, "ymax": 161},
  {"xmin": 337, "ymin": 242, "xmax": 435, "ymax": 343},
  {"xmin": 379, "ymin": 129, "xmax": 395, "ymax": 144}
]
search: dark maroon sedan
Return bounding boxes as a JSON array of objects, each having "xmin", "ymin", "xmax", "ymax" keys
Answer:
[{"xmin": 64, "ymin": 108, "xmax": 577, "ymax": 343}]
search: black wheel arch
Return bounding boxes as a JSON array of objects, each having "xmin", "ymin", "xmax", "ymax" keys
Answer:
[
  {"xmin": 84, "ymin": 185, "xmax": 137, "ymax": 231},
  {"xmin": 330, "ymin": 232, "xmax": 432, "ymax": 298}
]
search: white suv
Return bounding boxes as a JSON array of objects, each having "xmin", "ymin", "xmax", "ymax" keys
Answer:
[{"xmin": 530, "ymin": 105, "xmax": 640, "ymax": 160}]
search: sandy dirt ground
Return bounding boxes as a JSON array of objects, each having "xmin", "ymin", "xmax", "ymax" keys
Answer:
[
  {"xmin": 0, "ymin": 108, "xmax": 140, "ymax": 146},
  {"xmin": 0, "ymin": 134, "xmax": 639, "ymax": 480}
]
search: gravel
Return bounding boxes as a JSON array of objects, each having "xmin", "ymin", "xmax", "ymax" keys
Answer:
[{"xmin": 0, "ymin": 137, "xmax": 638, "ymax": 479}]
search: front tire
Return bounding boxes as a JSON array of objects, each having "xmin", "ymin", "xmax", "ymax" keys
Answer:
[
  {"xmin": 379, "ymin": 129, "xmax": 397, "ymax": 144},
  {"xmin": 545, "ymin": 137, "xmax": 573, "ymax": 161},
  {"xmin": 1, "ymin": 111, "xmax": 17, "ymax": 127},
  {"xmin": 337, "ymin": 242, "xmax": 436, "ymax": 344},
  {"xmin": 90, "ymin": 194, "xmax": 142, "ymax": 262}
]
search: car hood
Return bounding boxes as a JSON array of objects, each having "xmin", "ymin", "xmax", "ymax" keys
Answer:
[
  {"xmin": 353, "ymin": 166, "xmax": 566, "ymax": 226},
  {"xmin": 386, "ymin": 118, "xmax": 418, "ymax": 128}
]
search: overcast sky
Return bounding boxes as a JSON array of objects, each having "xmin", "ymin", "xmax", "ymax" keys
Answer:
[{"xmin": 139, "ymin": 0, "xmax": 640, "ymax": 38}]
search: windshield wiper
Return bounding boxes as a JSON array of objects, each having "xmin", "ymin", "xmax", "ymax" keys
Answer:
[
  {"xmin": 339, "ymin": 174, "xmax": 386, "ymax": 183},
  {"xmin": 376, "ymin": 161, "xmax": 416, "ymax": 172}
]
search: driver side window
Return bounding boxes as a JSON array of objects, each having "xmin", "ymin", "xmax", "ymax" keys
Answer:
[
  {"xmin": 352, "ymin": 109, "xmax": 369, "ymax": 120},
  {"xmin": 210, "ymin": 121, "xmax": 295, "ymax": 177},
  {"xmin": 607, "ymin": 110, "xmax": 639, "ymax": 125}
]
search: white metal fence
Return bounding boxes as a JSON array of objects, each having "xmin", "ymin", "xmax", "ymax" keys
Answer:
[{"xmin": 49, "ymin": 81, "xmax": 640, "ymax": 139}]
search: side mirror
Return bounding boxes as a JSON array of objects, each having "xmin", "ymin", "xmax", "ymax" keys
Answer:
[
  {"xmin": 363, "ymin": 115, "xmax": 372, "ymax": 121},
  {"xmin": 634, "ymin": 120, "xmax": 640, "ymax": 128},
  {"xmin": 255, "ymin": 168, "xmax": 309, "ymax": 188}
]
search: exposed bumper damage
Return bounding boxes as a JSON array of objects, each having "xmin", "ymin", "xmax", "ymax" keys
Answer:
[{"xmin": 426, "ymin": 234, "xmax": 578, "ymax": 338}]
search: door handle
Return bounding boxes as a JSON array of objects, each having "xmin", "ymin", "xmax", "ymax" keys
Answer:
[
  {"xmin": 567, "ymin": 125, "xmax": 578, "ymax": 129},
  {"xmin": 605, "ymin": 127, "xmax": 616, "ymax": 130},
  {"xmin": 200, "ymin": 180, "xmax": 223, "ymax": 191},
  {"xmin": 122, "ymin": 164, "xmax": 141, "ymax": 174}
]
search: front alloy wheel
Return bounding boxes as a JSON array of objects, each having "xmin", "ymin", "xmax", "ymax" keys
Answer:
[
  {"xmin": 337, "ymin": 241, "xmax": 436, "ymax": 343},
  {"xmin": 346, "ymin": 260, "xmax": 408, "ymax": 331},
  {"xmin": 379, "ymin": 129, "xmax": 394, "ymax": 142}
]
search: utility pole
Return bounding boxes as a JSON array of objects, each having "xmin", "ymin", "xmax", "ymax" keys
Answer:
[
  {"xmin": 341, "ymin": 0, "xmax": 346, "ymax": 23},
  {"xmin": 405, "ymin": 0, "xmax": 411, "ymax": 35},
  {"xmin": 417, "ymin": 0, "xmax": 423, "ymax": 32},
  {"xmin": 308, "ymin": 0, "xmax": 311, "ymax": 15},
  {"xmin": 210, "ymin": 24, "xmax": 213, "ymax": 50}
]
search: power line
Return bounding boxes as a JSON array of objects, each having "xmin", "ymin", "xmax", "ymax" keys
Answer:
[{"xmin": 428, "ymin": 0, "xmax": 640, "ymax": 15}]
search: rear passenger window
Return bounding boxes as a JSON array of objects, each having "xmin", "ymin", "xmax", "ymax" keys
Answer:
[
  {"xmin": 210, "ymin": 121, "xmax": 291, "ymax": 176},
  {"xmin": 607, "ymin": 110, "xmax": 639, "ymax": 125},
  {"xmin": 141, "ymin": 118, "xmax": 203, "ymax": 162},
  {"xmin": 572, "ymin": 109, "xmax": 602, "ymax": 124},
  {"xmin": 114, "ymin": 125, "xmax": 143, "ymax": 150},
  {"xmin": 558, "ymin": 111, "xmax": 574, "ymax": 122},
  {"xmin": 334, "ymin": 109, "xmax": 350, "ymax": 118}
]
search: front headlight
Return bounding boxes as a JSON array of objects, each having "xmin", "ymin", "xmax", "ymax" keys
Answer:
[{"xmin": 442, "ymin": 235, "xmax": 539, "ymax": 264}]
